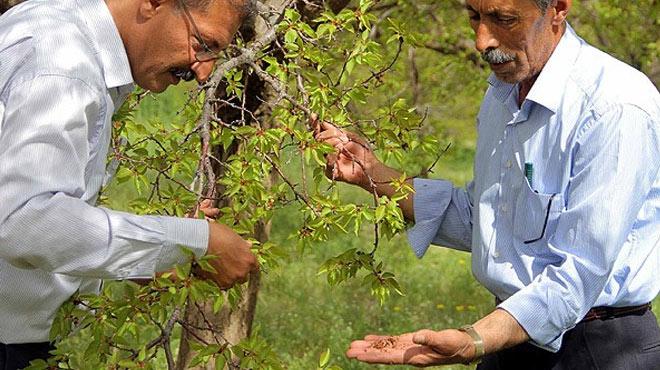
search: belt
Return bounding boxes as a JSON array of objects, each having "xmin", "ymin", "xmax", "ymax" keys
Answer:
[
  {"xmin": 581, "ymin": 303, "xmax": 651, "ymax": 322},
  {"xmin": 495, "ymin": 298, "xmax": 651, "ymax": 323}
]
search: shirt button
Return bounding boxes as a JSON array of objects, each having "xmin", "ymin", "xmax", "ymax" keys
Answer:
[
  {"xmin": 493, "ymin": 250, "xmax": 500, "ymax": 258},
  {"xmin": 506, "ymin": 160, "xmax": 512, "ymax": 168},
  {"xmin": 500, "ymin": 204, "xmax": 508, "ymax": 212}
]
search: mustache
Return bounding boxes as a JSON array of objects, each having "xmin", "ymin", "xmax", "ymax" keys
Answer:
[{"xmin": 481, "ymin": 48, "xmax": 516, "ymax": 64}]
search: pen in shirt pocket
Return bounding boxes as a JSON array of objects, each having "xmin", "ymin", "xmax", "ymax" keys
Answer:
[{"xmin": 525, "ymin": 162, "xmax": 534, "ymax": 189}]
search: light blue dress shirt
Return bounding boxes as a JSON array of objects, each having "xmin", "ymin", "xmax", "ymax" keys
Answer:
[
  {"xmin": 408, "ymin": 25, "xmax": 660, "ymax": 352},
  {"xmin": 0, "ymin": 0, "xmax": 208, "ymax": 343}
]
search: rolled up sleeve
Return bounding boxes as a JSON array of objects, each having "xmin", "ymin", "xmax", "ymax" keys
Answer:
[{"xmin": 407, "ymin": 178, "xmax": 474, "ymax": 257}]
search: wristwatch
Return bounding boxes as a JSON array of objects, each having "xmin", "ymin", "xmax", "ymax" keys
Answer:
[{"xmin": 458, "ymin": 324, "xmax": 485, "ymax": 364}]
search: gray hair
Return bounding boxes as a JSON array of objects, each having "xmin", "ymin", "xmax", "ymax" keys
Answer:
[{"xmin": 533, "ymin": 0, "xmax": 553, "ymax": 13}]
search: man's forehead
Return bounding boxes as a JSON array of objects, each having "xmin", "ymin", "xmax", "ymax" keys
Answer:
[
  {"xmin": 198, "ymin": 0, "xmax": 242, "ymax": 17},
  {"xmin": 465, "ymin": 0, "xmax": 535, "ymax": 12},
  {"xmin": 195, "ymin": 0, "xmax": 244, "ymax": 44},
  {"xmin": 201, "ymin": 0, "xmax": 249, "ymax": 19}
]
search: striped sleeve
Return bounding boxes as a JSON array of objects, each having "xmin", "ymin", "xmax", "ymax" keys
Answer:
[{"xmin": 0, "ymin": 74, "xmax": 208, "ymax": 279}]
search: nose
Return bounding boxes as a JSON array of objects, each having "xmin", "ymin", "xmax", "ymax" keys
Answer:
[
  {"xmin": 191, "ymin": 60, "xmax": 216, "ymax": 83},
  {"xmin": 474, "ymin": 22, "xmax": 499, "ymax": 53}
]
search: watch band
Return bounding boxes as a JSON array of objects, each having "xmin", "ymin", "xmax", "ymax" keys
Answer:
[{"xmin": 458, "ymin": 324, "xmax": 485, "ymax": 363}]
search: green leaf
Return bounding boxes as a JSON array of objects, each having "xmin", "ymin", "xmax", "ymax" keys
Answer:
[
  {"xmin": 374, "ymin": 205, "xmax": 386, "ymax": 222},
  {"xmin": 175, "ymin": 264, "xmax": 188, "ymax": 280},
  {"xmin": 213, "ymin": 294, "xmax": 225, "ymax": 314},
  {"xmin": 198, "ymin": 258, "xmax": 217, "ymax": 274},
  {"xmin": 285, "ymin": 29, "xmax": 299, "ymax": 45},
  {"xmin": 177, "ymin": 287, "xmax": 189, "ymax": 307},
  {"xmin": 319, "ymin": 348, "xmax": 330, "ymax": 368},
  {"xmin": 215, "ymin": 354, "xmax": 227, "ymax": 370},
  {"xmin": 284, "ymin": 8, "xmax": 301, "ymax": 22},
  {"xmin": 23, "ymin": 359, "xmax": 48, "ymax": 370}
]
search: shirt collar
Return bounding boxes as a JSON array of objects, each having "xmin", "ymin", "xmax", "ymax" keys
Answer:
[
  {"xmin": 524, "ymin": 24, "xmax": 582, "ymax": 113},
  {"xmin": 487, "ymin": 73, "xmax": 516, "ymax": 103},
  {"xmin": 75, "ymin": 0, "xmax": 134, "ymax": 89},
  {"xmin": 486, "ymin": 23, "xmax": 583, "ymax": 114}
]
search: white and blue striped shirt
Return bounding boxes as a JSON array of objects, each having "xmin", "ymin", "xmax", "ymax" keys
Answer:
[
  {"xmin": 0, "ymin": 0, "xmax": 208, "ymax": 343},
  {"xmin": 408, "ymin": 25, "xmax": 660, "ymax": 352}
]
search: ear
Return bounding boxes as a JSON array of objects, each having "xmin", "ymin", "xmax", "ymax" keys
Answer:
[
  {"xmin": 551, "ymin": 0, "xmax": 571, "ymax": 26},
  {"xmin": 137, "ymin": 0, "xmax": 172, "ymax": 20}
]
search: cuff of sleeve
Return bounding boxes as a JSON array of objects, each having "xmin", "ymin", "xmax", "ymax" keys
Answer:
[
  {"xmin": 497, "ymin": 286, "xmax": 579, "ymax": 353},
  {"xmin": 156, "ymin": 216, "xmax": 209, "ymax": 272},
  {"xmin": 407, "ymin": 178, "xmax": 454, "ymax": 258}
]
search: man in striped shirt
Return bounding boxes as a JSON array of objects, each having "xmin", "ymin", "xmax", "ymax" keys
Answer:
[
  {"xmin": 317, "ymin": 0, "xmax": 660, "ymax": 368},
  {"xmin": 0, "ymin": 0, "xmax": 258, "ymax": 367}
]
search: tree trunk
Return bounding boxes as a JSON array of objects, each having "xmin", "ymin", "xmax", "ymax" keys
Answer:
[
  {"xmin": 176, "ymin": 108, "xmax": 275, "ymax": 370},
  {"xmin": 175, "ymin": 76, "xmax": 274, "ymax": 368},
  {"xmin": 175, "ymin": 1, "xmax": 351, "ymax": 368}
]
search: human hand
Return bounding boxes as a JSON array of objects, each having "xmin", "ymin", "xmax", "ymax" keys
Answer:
[
  {"xmin": 312, "ymin": 115, "xmax": 382, "ymax": 189},
  {"xmin": 198, "ymin": 198, "xmax": 220, "ymax": 219},
  {"xmin": 346, "ymin": 329, "xmax": 476, "ymax": 367},
  {"xmin": 200, "ymin": 222, "xmax": 259, "ymax": 289},
  {"xmin": 133, "ymin": 200, "xmax": 225, "ymax": 286}
]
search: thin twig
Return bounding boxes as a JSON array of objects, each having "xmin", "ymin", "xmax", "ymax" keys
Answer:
[{"xmin": 261, "ymin": 153, "xmax": 321, "ymax": 218}]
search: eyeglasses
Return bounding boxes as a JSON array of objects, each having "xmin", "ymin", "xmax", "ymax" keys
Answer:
[
  {"xmin": 523, "ymin": 193, "xmax": 557, "ymax": 244},
  {"xmin": 178, "ymin": 0, "xmax": 219, "ymax": 62}
]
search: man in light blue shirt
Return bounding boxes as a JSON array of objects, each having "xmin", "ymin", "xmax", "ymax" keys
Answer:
[
  {"xmin": 317, "ymin": 0, "xmax": 659, "ymax": 368},
  {"xmin": 0, "ymin": 0, "xmax": 258, "ymax": 367}
]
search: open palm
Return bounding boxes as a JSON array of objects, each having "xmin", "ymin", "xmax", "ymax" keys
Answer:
[{"xmin": 346, "ymin": 329, "xmax": 474, "ymax": 367}]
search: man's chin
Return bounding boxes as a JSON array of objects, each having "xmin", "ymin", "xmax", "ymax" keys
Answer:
[
  {"xmin": 493, "ymin": 73, "xmax": 518, "ymax": 84},
  {"xmin": 492, "ymin": 69, "xmax": 526, "ymax": 85},
  {"xmin": 134, "ymin": 76, "xmax": 170, "ymax": 93},
  {"xmin": 149, "ymin": 84, "xmax": 168, "ymax": 93}
]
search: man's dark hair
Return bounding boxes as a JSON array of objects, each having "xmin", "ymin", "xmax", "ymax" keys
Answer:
[{"xmin": 177, "ymin": 0, "xmax": 255, "ymax": 18}]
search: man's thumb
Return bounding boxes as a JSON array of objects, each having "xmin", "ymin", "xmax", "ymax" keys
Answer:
[{"xmin": 412, "ymin": 330, "xmax": 436, "ymax": 346}]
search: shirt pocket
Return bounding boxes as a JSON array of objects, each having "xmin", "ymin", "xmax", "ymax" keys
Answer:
[{"xmin": 513, "ymin": 178, "xmax": 564, "ymax": 244}]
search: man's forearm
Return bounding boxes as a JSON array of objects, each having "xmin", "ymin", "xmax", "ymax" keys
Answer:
[{"xmin": 472, "ymin": 309, "xmax": 530, "ymax": 356}]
